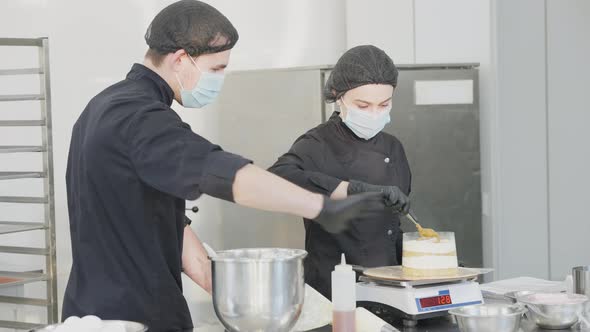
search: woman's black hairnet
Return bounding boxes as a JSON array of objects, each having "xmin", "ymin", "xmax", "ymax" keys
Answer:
[
  {"xmin": 145, "ymin": 0, "xmax": 238, "ymax": 56},
  {"xmin": 324, "ymin": 45, "xmax": 398, "ymax": 103}
]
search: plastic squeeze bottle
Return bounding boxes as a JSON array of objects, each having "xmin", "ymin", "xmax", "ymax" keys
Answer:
[{"xmin": 332, "ymin": 253, "xmax": 356, "ymax": 332}]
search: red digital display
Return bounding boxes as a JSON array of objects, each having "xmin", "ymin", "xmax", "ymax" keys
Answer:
[{"xmin": 419, "ymin": 295, "xmax": 453, "ymax": 308}]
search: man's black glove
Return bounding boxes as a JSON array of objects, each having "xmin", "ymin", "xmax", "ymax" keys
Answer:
[
  {"xmin": 347, "ymin": 180, "xmax": 410, "ymax": 214},
  {"xmin": 313, "ymin": 192, "xmax": 386, "ymax": 233}
]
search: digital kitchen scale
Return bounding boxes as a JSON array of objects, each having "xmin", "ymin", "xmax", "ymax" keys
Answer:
[{"xmin": 356, "ymin": 274, "xmax": 484, "ymax": 327}]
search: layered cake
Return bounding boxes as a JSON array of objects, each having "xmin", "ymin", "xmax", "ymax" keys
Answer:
[{"xmin": 402, "ymin": 232, "xmax": 459, "ymax": 277}]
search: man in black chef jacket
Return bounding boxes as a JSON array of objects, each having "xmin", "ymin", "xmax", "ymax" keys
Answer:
[
  {"xmin": 269, "ymin": 45, "xmax": 412, "ymax": 299},
  {"xmin": 62, "ymin": 2, "xmax": 389, "ymax": 331}
]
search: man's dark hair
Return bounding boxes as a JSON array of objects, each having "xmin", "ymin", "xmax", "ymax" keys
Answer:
[{"xmin": 144, "ymin": 0, "xmax": 239, "ymax": 66}]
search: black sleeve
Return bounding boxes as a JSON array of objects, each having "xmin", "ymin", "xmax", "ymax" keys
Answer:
[
  {"xmin": 268, "ymin": 135, "xmax": 342, "ymax": 196},
  {"xmin": 127, "ymin": 106, "xmax": 252, "ymax": 201},
  {"xmin": 184, "ymin": 215, "xmax": 192, "ymax": 226},
  {"xmin": 401, "ymin": 144, "xmax": 412, "ymax": 195},
  {"xmin": 394, "ymin": 138, "xmax": 412, "ymax": 195}
]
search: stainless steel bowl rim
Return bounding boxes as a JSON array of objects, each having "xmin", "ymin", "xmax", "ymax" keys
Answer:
[
  {"xmin": 449, "ymin": 304, "xmax": 527, "ymax": 318},
  {"xmin": 505, "ymin": 290, "xmax": 535, "ymax": 300},
  {"xmin": 519, "ymin": 292, "xmax": 589, "ymax": 306},
  {"xmin": 210, "ymin": 248, "xmax": 307, "ymax": 262}
]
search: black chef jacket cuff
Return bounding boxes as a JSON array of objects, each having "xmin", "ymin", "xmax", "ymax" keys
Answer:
[
  {"xmin": 309, "ymin": 173, "xmax": 343, "ymax": 196},
  {"xmin": 201, "ymin": 151, "xmax": 252, "ymax": 202}
]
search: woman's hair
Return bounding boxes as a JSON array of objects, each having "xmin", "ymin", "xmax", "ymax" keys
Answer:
[{"xmin": 324, "ymin": 45, "xmax": 398, "ymax": 103}]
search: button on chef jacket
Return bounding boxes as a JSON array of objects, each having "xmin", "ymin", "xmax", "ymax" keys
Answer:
[
  {"xmin": 268, "ymin": 112, "xmax": 411, "ymax": 299},
  {"xmin": 63, "ymin": 64, "xmax": 252, "ymax": 331}
]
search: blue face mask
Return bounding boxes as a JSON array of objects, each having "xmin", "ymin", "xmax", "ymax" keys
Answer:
[
  {"xmin": 341, "ymin": 99, "xmax": 391, "ymax": 140},
  {"xmin": 176, "ymin": 56, "xmax": 225, "ymax": 108}
]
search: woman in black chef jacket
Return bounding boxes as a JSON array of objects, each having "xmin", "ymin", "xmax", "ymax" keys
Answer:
[{"xmin": 269, "ymin": 45, "xmax": 412, "ymax": 299}]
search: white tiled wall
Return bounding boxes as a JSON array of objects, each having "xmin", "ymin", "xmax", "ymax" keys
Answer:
[
  {"xmin": 414, "ymin": 0, "xmax": 490, "ymax": 64},
  {"xmin": 493, "ymin": 0, "xmax": 550, "ymax": 279},
  {"xmin": 345, "ymin": 0, "xmax": 415, "ymax": 63},
  {"xmin": 545, "ymin": 0, "xmax": 590, "ymax": 280}
]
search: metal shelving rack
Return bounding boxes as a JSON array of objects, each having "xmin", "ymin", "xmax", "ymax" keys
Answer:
[{"xmin": 0, "ymin": 37, "xmax": 58, "ymax": 330}]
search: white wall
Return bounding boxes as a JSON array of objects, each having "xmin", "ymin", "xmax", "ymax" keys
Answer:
[
  {"xmin": 490, "ymin": 0, "xmax": 590, "ymax": 281},
  {"xmin": 492, "ymin": 0, "xmax": 550, "ymax": 279},
  {"xmin": 545, "ymin": 0, "xmax": 590, "ymax": 280},
  {"xmin": 345, "ymin": 0, "xmax": 415, "ymax": 63}
]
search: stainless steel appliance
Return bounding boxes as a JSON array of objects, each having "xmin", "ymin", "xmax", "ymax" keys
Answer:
[
  {"xmin": 573, "ymin": 266, "xmax": 590, "ymax": 297},
  {"xmin": 356, "ymin": 274, "xmax": 483, "ymax": 327},
  {"xmin": 209, "ymin": 64, "xmax": 482, "ymax": 268}
]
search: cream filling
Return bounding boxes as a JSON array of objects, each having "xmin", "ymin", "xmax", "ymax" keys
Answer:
[
  {"xmin": 403, "ymin": 250, "xmax": 456, "ymax": 257},
  {"xmin": 403, "ymin": 239, "xmax": 457, "ymax": 254}
]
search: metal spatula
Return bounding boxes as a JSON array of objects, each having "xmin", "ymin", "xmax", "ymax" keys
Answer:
[{"xmin": 405, "ymin": 209, "xmax": 440, "ymax": 239}]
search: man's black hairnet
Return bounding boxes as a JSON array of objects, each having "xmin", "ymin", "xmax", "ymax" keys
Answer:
[
  {"xmin": 145, "ymin": 0, "xmax": 238, "ymax": 56},
  {"xmin": 324, "ymin": 45, "xmax": 398, "ymax": 103}
]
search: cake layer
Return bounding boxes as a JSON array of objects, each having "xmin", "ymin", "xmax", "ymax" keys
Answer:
[
  {"xmin": 402, "ymin": 256, "xmax": 458, "ymax": 269},
  {"xmin": 402, "ymin": 266, "xmax": 459, "ymax": 277},
  {"xmin": 403, "ymin": 239, "xmax": 456, "ymax": 254}
]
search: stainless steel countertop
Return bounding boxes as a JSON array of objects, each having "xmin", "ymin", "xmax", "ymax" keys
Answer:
[
  {"xmin": 190, "ymin": 299, "xmax": 590, "ymax": 332},
  {"xmin": 193, "ymin": 316, "xmax": 589, "ymax": 332},
  {"xmin": 193, "ymin": 316, "xmax": 590, "ymax": 332}
]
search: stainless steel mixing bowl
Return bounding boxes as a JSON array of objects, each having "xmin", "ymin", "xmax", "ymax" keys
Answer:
[
  {"xmin": 449, "ymin": 303, "xmax": 527, "ymax": 332},
  {"xmin": 518, "ymin": 292, "xmax": 588, "ymax": 329},
  {"xmin": 210, "ymin": 248, "xmax": 307, "ymax": 332}
]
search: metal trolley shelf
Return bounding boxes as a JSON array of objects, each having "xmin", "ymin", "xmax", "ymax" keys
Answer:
[{"xmin": 0, "ymin": 37, "xmax": 58, "ymax": 330}]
